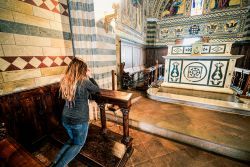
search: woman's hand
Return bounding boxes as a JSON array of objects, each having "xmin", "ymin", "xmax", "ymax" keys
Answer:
[{"xmin": 86, "ymin": 68, "xmax": 92, "ymax": 78}]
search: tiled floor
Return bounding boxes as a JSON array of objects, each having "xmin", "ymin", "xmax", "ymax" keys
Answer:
[
  {"xmin": 110, "ymin": 90, "xmax": 250, "ymax": 153},
  {"xmin": 34, "ymin": 121, "xmax": 249, "ymax": 167}
]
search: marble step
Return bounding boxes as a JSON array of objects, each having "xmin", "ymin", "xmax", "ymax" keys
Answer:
[
  {"xmin": 104, "ymin": 111, "xmax": 250, "ymax": 163},
  {"xmin": 147, "ymin": 87, "xmax": 250, "ymax": 116}
]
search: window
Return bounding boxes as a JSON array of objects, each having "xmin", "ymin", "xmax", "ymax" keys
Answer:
[
  {"xmin": 183, "ymin": 37, "xmax": 201, "ymax": 45},
  {"xmin": 190, "ymin": 0, "xmax": 204, "ymax": 16}
]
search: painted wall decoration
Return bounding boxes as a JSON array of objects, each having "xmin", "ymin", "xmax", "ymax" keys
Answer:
[
  {"xmin": 120, "ymin": 0, "xmax": 144, "ymax": 31},
  {"xmin": 189, "ymin": 25, "xmax": 200, "ymax": 35},
  {"xmin": 191, "ymin": 0, "xmax": 205, "ymax": 16},
  {"xmin": 146, "ymin": 0, "xmax": 249, "ymax": 46},
  {"xmin": 151, "ymin": 7, "xmax": 248, "ymax": 46},
  {"xmin": 149, "ymin": 0, "xmax": 247, "ymax": 20},
  {"xmin": 132, "ymin": 0, "xmax": 143, "ymax": 7},
  {"xmin": 210, "ymin": 0, "xmax": 241, "ymax": 10},
  {"xmin": 161, "ymin": 0, "xmax": 186, "ymax": 18}
]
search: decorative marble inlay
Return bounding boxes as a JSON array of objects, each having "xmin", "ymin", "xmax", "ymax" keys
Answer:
[
  {"xmin": 167, "ymin": 59, "xmax": 229, "ymax": 87},
  {"xmin": 202, "ymin": 45, "xmax": 210, "ymax": 53},
  {"xmin": 209, "ymin": 61, "xmax": 228, "ymax": 87},
  {"xmin": 189, "ymin": 25, "xmax": 200, "ymax": 35},
  {"xmin": 170, "ymin": 43, "xmax": 229, "ymax": 55},
  {"xmin": 172, "ymin": 47, "xmax": 184, "ymax": 54},
  {"xmin": 0, "ymin": 58, "xmax": 11, "ymax": 71},
  {"xmin": 0, "ymin": 56, "xmax": 73, "ymax": 72},
  {"xmin": 184, "ymin": 62, "xmax": 207, "ymax": 82},
  {"xmin": 20, "ymin": 0, "xmax": 69, "ymax": 16},
  {"xmin": 184, "ymin": 46, "xmax": 192, "ymax": 54},
  {"xmin": 210, "ymin": 45, "xmax": 225, "ymax": 53},
  {"xmin": 169, "ymin": 60, "xmax": 182, "ymax": 83}
]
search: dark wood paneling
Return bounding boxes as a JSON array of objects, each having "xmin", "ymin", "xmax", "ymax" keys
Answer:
[
  {"xmin": 0, "ymin": 137, "xmax": 45, "ymax": 167},
  {"xmin": 145, "ymin": 47, "xmax": 167, "ymax": 67},
  {"xmin": 0, "ymin": 83, "xmax": 64, "ymax": 150},
  {"xmin": 231, "ymin": 43, "xmax": 250, "ymax": 70}
]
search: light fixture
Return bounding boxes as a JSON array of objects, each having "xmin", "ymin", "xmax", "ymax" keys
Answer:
[{"xmin": 104, "ymin": 3, "xmax": 119, "ymax": 33}]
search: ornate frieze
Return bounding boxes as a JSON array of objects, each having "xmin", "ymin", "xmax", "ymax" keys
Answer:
[{"xmin": 156, "ymin": 8, "xmax": 248, "ymax": 44}]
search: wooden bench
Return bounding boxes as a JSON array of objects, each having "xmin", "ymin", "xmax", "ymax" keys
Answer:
[
  {"xmin": 0, "ymin": 83, "xmax": 133, "ymax": 167},
  {"xmin": 0, "ymin": 137, "xmax": 45, "ymax": 167}
]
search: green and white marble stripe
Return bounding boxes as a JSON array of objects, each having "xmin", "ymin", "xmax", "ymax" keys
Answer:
[
  {"xmin": 72, "ymin": 34, "xmax": 115, "ymax": 44},
  {"xmin": 93, "ymin": 65, "xmax": 116, "ymax": 74},
  {"xmin": 76, "ymin": 55, "xmax": 116, "ymax": 62},
  {"xmin": 0, "ymin": 19, "xmax": 71, "ymax": 40},
  {"xmin": 70, "ymin": 10, "xmax": 95, "ymax": 20},
  {"xmin": 96, "ymin": 21, "xmax": 114, "ymax": 32},
  {"xmin": 74, "ymin": 48, "xmax": 115, "ymax": 55},
  {"xmin": 71, "ymin": 18, "xmax": 95, "ymax": 27},
  {"xmin": 68, "ymin": 0, "xmax": 116, "ymax": 89},
  {"xmin": 69, "ymin": 1, "xmax": 94, "ymax": 12}
]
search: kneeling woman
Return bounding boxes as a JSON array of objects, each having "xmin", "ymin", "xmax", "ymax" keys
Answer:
[{"xmin": 51, "ymin": 58, "xmax": 100, "ymax": 167}]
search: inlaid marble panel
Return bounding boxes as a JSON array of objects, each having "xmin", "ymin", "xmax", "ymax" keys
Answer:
[
  {"xmin": 208, "ymin": 60, "xmax": 228, "ymax": 87},
  {"xmin": 20, "ymin": 0, "xmax": 69, "ymax": 16},
  {"xmin": 0, "ymin": 56, "xmax": 72, "ymax": 72},
  {"xmin": 169, "ymin": 43, "xmax": 231, "ymax": 56},
  {"xmin": 167, "ymin": 59, "xmax": 229, "ymax": 87},
  {"xmin": 181, "ymin": 60, "xmax": 211, "ymax": 85},
  {"xmin": 168, "ymin": 60, "xmax": 182, "ymax": 83}
]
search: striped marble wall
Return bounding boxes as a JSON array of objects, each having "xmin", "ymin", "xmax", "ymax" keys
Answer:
[
  {"xmin": 0, "ymin": 0, "xmax": 73, "ymax": 95},
  {"xmin": 146, "ymin": 21, "xmax": 157, "ymax": 47},
  {"xmin": 69, "ymin": 0, "xmax": 116, "ymax": 90},
  {"xmin": 243, "ymin": 8, "xmax": 250, "ymax": 41}
]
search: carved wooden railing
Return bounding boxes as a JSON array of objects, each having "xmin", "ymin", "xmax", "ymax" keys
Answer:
[
  {"xmin": 120, "ymin": 62, "xmax": 164, "ymax": 90},
  {"xmin": 231, "ymin": 67, "xmax": 250, "ymax": 98}
]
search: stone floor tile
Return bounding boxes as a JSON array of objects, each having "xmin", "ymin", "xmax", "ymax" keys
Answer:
[
  {"xmin": 130, "ymin": 143, "xmax": 151, "ymax": 165},
  {"xmin": 157, "ymin": 136, "xmax": 188, "ymax": 153},
  {"xmin": 143, "ymin": 139, "xmax": 170, "ymax": 158},
  {"xmin": 125, "ymin": 158, "xmax": 134, "ymax": 167},
  {"xmin": 123, "ymin": 90, "xmax": 250, "ymax": 152},
  {"xmin": 134, "ymin": 160, "xmax": 155, "ymax": 167}
]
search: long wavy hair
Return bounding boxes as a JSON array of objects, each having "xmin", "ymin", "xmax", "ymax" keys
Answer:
[{"xmin": 60, "ymin": 58, "xmax": 87, "ymax": 101}]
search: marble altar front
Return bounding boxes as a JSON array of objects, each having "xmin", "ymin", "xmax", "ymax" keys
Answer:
[{"xmin": 162, "ymin": 43, "xmax": 243, "ymax": 94}]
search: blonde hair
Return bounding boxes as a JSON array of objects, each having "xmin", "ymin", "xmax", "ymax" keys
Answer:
[{"xmin": 60, "ymin": 58, "xmax": 87, "ymax": 101}]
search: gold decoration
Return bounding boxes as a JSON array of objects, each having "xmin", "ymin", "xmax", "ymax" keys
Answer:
[{"xmin": 104, "ymin": 3, "xmax": 120, "ymax": 33}]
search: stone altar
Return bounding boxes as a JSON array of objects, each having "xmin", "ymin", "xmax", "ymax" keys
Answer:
[{"xmin": 162, "ymin": 42, "xmax": 243, "ymax": 94}]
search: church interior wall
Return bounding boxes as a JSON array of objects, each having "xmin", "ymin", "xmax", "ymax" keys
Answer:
[
  {"xmin": 146, "ymin": 0, "xmax": 249, "ymax": 46},
  {"xmin": 1, "ymin": 0, "xmax": 248, "ymax": 95},
  {"xmin": 68, "ymin": 0, "xmax": 117, "ymax": 90},
  {"xmin": 0, "ymin": 0, "xmax": 73, "ymax": 95}
]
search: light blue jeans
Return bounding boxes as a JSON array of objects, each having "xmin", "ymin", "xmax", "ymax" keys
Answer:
[{"xmin": 53, "ymin": 122, "xmax": 89, "ymax": 167}]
